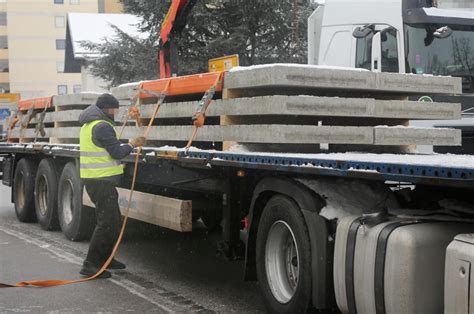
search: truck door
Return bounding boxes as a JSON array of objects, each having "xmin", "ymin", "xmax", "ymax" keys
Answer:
[
  {"xmin": 319, "ymin": 26, "xmax": 354, "ymax": 67},
  {"xmin": 354, "ymin": 25, "xmax": 403, "ymax": 73},
  {"xmin": 380, "ymin": 27, "xmax": 400, "ymax": 73}
]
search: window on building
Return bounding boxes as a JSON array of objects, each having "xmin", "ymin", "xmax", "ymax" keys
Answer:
[
  {"xmin": 54, "ymin": 0, "xmax": 64, "ymax": 4},
  {"xmin": 0, "ymin": 83, "xmax": 10, "ymax": 93},
  {"xmin": 73, "ymin": 85, "xmax": 82, "ymax": 94},
  {"xmin": 0, "ymin": 12, "xmax": 7, "ymax": 26},
  {"xmin": 56, "ymin": 61, "xmax": 65, "ymax": 73},
  {"xmin": 0, "ymin": 36, "xmax": 7, "ymax": 49},
  {"xmin": 58, "ymin": 85, "xmax": 67, "ymax": 95},
  {"xmin": 56, "ymin": 39, "xmax": 66, "ymax": 50},
  {"xmin": 70, "ymin": 0, "xmax": 80, "ymax": 4},
  {"xmin": 55, "ymin": 16, "xmax": 65, "ymax": 28},
  {"xmin": 0, "ymin": 59, "xmax": 8, "ymax": 72},
  {"xmin": 98, "ymin": 0, "xmax": 105, "ymax": 13}
]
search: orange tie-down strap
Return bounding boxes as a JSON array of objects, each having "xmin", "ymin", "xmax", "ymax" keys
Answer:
[
  {"xmin": 0, "ymin": 72, "xmax": 223, "ymax": 288},
  {"xmin": 0, "ymin": 90, "xmax": 151, "ymax": 288},
  {"xmin": 137, "ymin": 71, "xmax": 224, "ymax": 99},
  {"xmin": 0, "ymin": 152, "xmax": 141, "ymax": 288},
  {"xmin": 17, "ymin": 96, "xmax": 53, "ymax": 112}
]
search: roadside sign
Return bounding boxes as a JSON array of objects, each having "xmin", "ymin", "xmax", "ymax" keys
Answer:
[
  {"xmin": 418, "ymin": 96, "xmax": 434, "ymax": 102},
  {"xmin": 0, "ymin": 108, "xmax": 9, "ymax": 121},
  {"xmin": 208, "ymin": 55, "xmax": 239, "ymax": 72},
  {"xmin": 0, "ymin": 93, "xmax": 20, "ymax": 103}
]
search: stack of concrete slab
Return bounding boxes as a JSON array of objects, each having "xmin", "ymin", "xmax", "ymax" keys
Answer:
[
  {"xmin": 111, "ymin": 64, "xmax": 463, "ymax": 153},
  {"xmin": 223, "ymin": 64, "xmax": 461, "ymax": 95},
  {"xmin": 9, "ymin": 93, "xmax": 98, "ymax": 144}
]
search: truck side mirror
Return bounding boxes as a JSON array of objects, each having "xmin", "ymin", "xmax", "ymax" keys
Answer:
[
  {"xmin": 434, "ymin": 26, "xmax": 453, "ymax": 39},
  {"xmin": 353, "ymin": 25, "xmax": 374, "ymax": 39},
  {"xmin": 371, "ymin": 32, "xmax": 382, "ymax": 72}
]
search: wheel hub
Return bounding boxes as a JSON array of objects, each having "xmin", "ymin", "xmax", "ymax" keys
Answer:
[
  {"xmin": 265, "ymin": 220, "xmax": 299, "ymax": 304},
  {"xmin": 62, "ymin": 179, "xmax": 74, "ymax": 225},
  {"xmin": 15, "ymin": 172, "xmax": 25, "ymax": 209},
  {"xmin": 38, "ymin": 175, "xmax": 49, "ymax": 216}
]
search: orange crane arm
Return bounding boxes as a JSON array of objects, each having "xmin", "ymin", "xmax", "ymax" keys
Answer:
[{"xmin": 159, "ymin": 0, "xmax": 197, "ymax": 79}]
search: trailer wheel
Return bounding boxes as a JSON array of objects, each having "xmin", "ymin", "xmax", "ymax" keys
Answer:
[
  {"xmin": 256, "ymin": 195, "xmax": 312, "ymax": 314},
  {"xmin": 13, "ymin": 158, "xmax": 38, "ymax": 222},
  {"xmin": 34, "ymin": 159, "xmax": 60, "ymax": 231},
  {"xmin": 58, "ymin": 162, "xmax": 94, "ymax": 241}
]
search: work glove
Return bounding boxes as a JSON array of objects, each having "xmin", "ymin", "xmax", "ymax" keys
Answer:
[{"xmin": 129, "ymin": 136, "xmax": 147, "ymax": 148}]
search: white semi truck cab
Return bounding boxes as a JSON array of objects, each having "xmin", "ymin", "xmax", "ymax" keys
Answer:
[{"xmin": 309, "ymin": 0, "xmax": 474, "ymax": 153}]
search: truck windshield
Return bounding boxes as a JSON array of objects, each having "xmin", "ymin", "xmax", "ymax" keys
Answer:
[{"xmin": 405, "ymin": 24, "xmax": 474, "ymax": 78}]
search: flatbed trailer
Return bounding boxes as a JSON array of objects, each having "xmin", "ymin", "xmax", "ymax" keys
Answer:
[{"xmin": 1, "ymin": 141, "xmax": 473, "ymax": 312}]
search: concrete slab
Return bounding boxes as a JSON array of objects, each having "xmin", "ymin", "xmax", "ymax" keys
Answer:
[
  {"xmin": 25, "ymin": 111, "xmax": 82, "ymax": 125},
  {"xmin": 99, "ymin": 125, "xmax": 374, "ymax": 145},
  {"xmin": 10, "ymin": 127, "xmax": 81, "ymax": 139},
  {"xmin": 53, "ymin": 93, "xmax": 99, "ymax": 107},
  {"xmin": 376, "ymin": 72, "xmax": 463, "ymax": 95},
  {"xmin": 221, "ymin": 125, "xmax": 374, "ymax": 144},
  {"xmin": 9, "ymin": 125, "xmax": 461, "ymax": 147},
  {"xmin": 376, "ymin": 100, "xmax": 461, "ymax": 120},
  {"xmin": 225, "ymin": 64, "xmax": 462, "ymax": 95},
  {"xmin": 374, "ymin": 126, "xmax": 462, "ymax": 146},
  {"xmin": 117, "ymin": 96, "xmax": 461, "ymax": 121},
  {"xmin": 43, "ymin": 110, "xmax": 83, "ymax": 123},
  {"xmin": 111, "ymin": 83, "xmax": 140, "ymax": 100}
]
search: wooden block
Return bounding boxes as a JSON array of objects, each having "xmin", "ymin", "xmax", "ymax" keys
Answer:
[{"xmin": 83, "ymin": 188, "xmax": 192, "ymax": 232}]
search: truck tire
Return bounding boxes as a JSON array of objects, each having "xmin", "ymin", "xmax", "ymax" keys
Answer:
[
  {"xmin": 256, "ymin": 195, "xmax": 312, "ymax": 314},
  {"xmin": 34, "ymin": 159, "xmax": 60, "ymax": 231},
  {"xmin": 58, "ymin": 162, "xmax": 94, "ymax": 241},
  {"xmin": 13, "ymin": 158, "xmax": 37, "ymax": 222}
]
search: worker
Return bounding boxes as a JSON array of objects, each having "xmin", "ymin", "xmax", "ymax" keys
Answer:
[{"xmin": 78, "ymin": 93, "xmax": 146, "ymax": 278}]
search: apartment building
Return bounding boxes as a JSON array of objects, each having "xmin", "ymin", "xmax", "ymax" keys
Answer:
[{"xmin": 0, "ymin": 0, "xmax": 123, "ymax": 99}]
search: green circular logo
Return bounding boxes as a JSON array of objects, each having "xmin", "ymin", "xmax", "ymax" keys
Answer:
[{"xmin": 418, "ymin": 96, "xmax": 433, "ymax": 102}]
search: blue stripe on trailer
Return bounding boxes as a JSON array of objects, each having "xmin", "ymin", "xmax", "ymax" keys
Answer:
[{"xmin": 181, "ymin": 151, "xmax": 474, "ymax": 182}]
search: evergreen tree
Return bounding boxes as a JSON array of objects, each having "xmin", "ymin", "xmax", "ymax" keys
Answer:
[{"xmin": 86, "ymin": 0, "xmax": 313, "ymax": 87}]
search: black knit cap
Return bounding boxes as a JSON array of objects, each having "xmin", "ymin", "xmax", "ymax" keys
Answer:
[{"xmin": 95, "ymin": 93, "xmax": 119, "ymax": 110}]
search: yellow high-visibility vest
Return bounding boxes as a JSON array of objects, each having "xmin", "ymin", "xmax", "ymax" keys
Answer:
[{"xmin": 79, "ymin": 120, "xmax": 124, "ymax": 179}]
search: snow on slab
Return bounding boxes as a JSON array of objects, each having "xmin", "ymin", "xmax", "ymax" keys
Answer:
[
  {"xmin": 68, "ymin": 13, "xmax": 146, "ymax": 59},
  {"xmin": 229, "ymin": 63, "xmax": 455, "ymax": 79},
  {"xmin": 423, "ymin": 7, "xmax": 474, "ymax": 18},
  {"xmin": 229, "ymin": 63, "xmax": 371, "ymax": 73},
  {"xmin": 115, "ymin": 81, "xmax": 150, "ymax": 88},
  {"xmin": 374, "ymin": 125, "xmax": 456, "ymax": 130}
]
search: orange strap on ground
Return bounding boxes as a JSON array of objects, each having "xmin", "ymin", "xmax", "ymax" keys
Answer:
[{"xmin": 0, "ymin": 90, "xmax": 165, "ymax": 288}]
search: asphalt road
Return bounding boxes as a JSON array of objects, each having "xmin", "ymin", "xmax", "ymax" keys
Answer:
[{"xmin": 0, "ymin": 184, "xmax": 266, "ymax": 313}]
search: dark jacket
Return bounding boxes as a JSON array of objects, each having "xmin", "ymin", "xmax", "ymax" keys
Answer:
[{"xmin": 79, "ymin": 105, "xmax": 133, "ymax": 183}]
